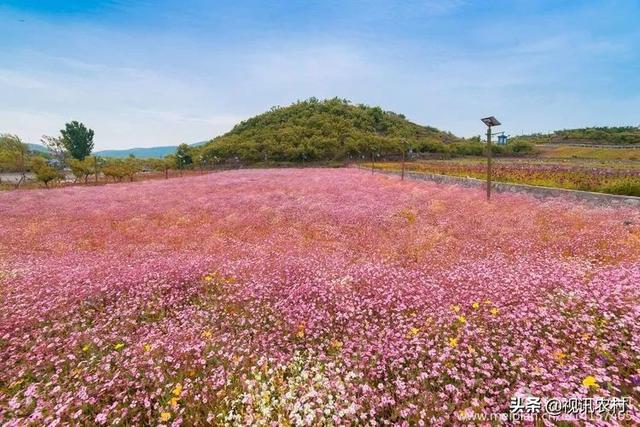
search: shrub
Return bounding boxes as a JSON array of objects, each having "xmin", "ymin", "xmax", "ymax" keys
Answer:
[
  {"xmin": 507, "ymin": 140, "xmax": 535, "ymax": 154},
  {"xmin": 602, "ymin": 179, "xmax": 640, "ymax": 197}
]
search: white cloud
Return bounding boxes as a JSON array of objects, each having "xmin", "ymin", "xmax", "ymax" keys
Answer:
[
  {"xmin": 1, "ymin": 0, "xmax": 638, "ymax": 147},
  {"xmin": 0, "ymin": 70, "xmax": 48, "ymax": 89}
]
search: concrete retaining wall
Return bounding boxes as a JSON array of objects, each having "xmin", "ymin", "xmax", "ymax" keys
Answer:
[{"xmin": 356, "ymin": 166, "xmax": 640, "ymax": 208}]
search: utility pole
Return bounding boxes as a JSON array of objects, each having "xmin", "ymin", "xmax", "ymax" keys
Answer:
[{"xmin": 481, "ymin": 116, "xmax": 501, "ymax": 201}]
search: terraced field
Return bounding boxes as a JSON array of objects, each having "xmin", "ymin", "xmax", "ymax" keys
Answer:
[{"xmin": 372, "ymin": 158, "xmax": 640, "ymax": 196}]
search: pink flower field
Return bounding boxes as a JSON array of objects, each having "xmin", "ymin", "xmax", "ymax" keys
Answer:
[{"xmin": 1, "ymin": 168, "xmax": 639, "ymax": 425}]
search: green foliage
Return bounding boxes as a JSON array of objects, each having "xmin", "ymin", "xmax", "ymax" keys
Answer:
[
  {"xmin": 30, "ymin": 156, "xmax": 63, "ymax": 188},
  {"xmin": 603, "ymin": 179, "xmax": 640, "ymax": 197},
  {"xmin": 0, "ymin": 134, "xmax": 29, "ymax": 173},
  {"xmin": 61, "ymin": 121, "xmax": 95, "ymax": 160},
  {"xmin": 123, "ymin": 157, "xmax": 143, "ymax": 181},
  {"xmin": 69, "ymin": 156, "xmax": 96, "ymax": 184},
  {"xmin": 512, "ymin": 126, "xmax": 640, "ymax": 146},
  {"xmin": 0, "ymin": 134, "xmax": 31, "ymax": 188},
  {"xmin": 539, "ymin": 145, "xmax": 640, "ymax": 161},
  {"xmin": 164, "ymin": 154, "xmax": 178, "ymax": 168},
  {"xmin": 102, "ymin": 158, "xmax": 143, "ymax": 182},
  {"xmin": 146, "ymin": 157, "xmax": 174, "ymax": 178},
  {"xmin": 175, "ymin": 144, "xmax": 193, "ymax": 169},
  {"xmin": 198, "ymin": 98, "xmax": 461, "ymax": 163},
  {"xmin": 101, "ymin": 160, "xmax": 126, "ymax": 182},
  {"xmin": 506, "ymin": 140, "xmax": 535, "ymax": 154},
  {"xmin": 451, "ymin": 141, "xmax": 485, "ymax": 156}
]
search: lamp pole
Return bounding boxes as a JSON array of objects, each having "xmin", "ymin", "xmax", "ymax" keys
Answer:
[
  {"xmin": 486, "ymin": 126, "xmax": 492, "ymax": 200},
  {"xmin": 481, "ymin": 116, "xmax": 501, "ymax": 201}
]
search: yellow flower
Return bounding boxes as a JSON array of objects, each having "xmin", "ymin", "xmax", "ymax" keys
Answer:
[
  {"xmin": 457, "ymin": 315, "xmax": 466, "ymax": 324},
  {"xmin": 451, "ymin": 304, "xmax": 461, "ymax": 313},
  {"xmin": 169, "ymin": 397, "xmax": 179, "ymax": 409},
  {"xmin": 448, "ymin": 337, "xmax": 458, "ymax": 348},
  {"xmin": 490, "ymin": 307, "xmax": 499, "ymax": 316},
  {"xmin": 408, "ymin": 327, "xmax": 420, "ymax": 337},
  {"xmin": 330, "ymin": 339, "xmax": 343, "ymax": 349},
  {"xmin": 172, "ymin": 384, "xmax": 183, "ymax": 396},
  {"xmin": 582, "ymin": 375, "xmax": 598, "ymax": 388},
  {"xmin": 114, "ymin": 343, "xmax": 125, "ymax": 350},
  {"xmin": 203, "ymin": 274, "xmax": 213, "ymax": 282},
  {"xmin": 82, "ymin": 344, "xmax": 90, "ymax": 352},
  {"xmin": 472, "ymin": 302, "xmax": 480, "ymax": 309},
  {"xmin": 144, "ymin": 343, "xmax": 152, "ymax": 352},
  {"xmin": 160, "ymin": 412, "xmax": 171, "ymax": 422},
  {"xmin": 202, "ymin": 330, "xmax": 212, "ymax": 339}
]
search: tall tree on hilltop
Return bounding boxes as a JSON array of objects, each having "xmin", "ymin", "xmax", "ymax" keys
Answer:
[{"xmin": 61, "ymin": 121, "xmax": 94, "ymax": 160}]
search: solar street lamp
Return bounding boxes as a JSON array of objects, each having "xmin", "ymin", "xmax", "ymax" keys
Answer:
[
  {"xmin": 481, "ymin": 116, "xmax": 501, "ymax": 201},
  {"xmin": 481, "ymin": 116, "xmax": 501, "ymax": 127}
]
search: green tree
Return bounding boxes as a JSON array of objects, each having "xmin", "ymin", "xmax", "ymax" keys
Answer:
[
  {"xmin": 0, "ymin": 134, "xmax": 30, "ymax": 188},
  {"xmin": 61, "ymin": 121, "xmax": 94, "ymax": 160},
  {"xmin": 165, "ymin": 154, "xmax": 178, "ymax": 169},
  {"xmin": 31, "ymin": 156, "xmax": 63, "ymax": 188},
  {"xmin": 68, "ymin": 156, "xmax": 95, "ymax": 184},
  {"xmin": 147, "ymin": 157, "xmax": 174, "ymax": 179},
  {"xmin": 122, "ymin": 157, "xmax": 143, "ymax": 182},
  {"xmin": 102, "ymin": 159, "xmax": 126, "ymax": 182},
  {"xmin": 100, "ymin": 158, "xmax": 142, "ymax": 182},
  {"xmin": 175, "ymin": 144, "xmax": 193, "ymax": 174}
]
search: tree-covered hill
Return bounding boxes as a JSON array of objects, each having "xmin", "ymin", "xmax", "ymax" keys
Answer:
[
  {"xmin": 199, "ymin": 98, "xmax": 462, "ymax": 162},
  {"xmin": 511, "ymin": 126, "xmax": 640, "ymax": 146}
]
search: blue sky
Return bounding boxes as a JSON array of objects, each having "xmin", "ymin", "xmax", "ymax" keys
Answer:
[{"xmin": 1, "ymin": 0, "xmax": 639, "ymax": 150}]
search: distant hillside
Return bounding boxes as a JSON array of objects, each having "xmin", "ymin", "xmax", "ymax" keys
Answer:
[
  {"xmin": 23, "ymin": 141, "xmax": 207, "ymax": 159},
  {"xmin": 198, "ymin": 98, "xmax": 461, "ymax": 162},
  {"xmin": 26, "ymin": 143, "xmax": 50, "ymax": 154},
  {"xmin": 94, "ymin": 146, "xmax": 177, "ymax": 159},
  {"xmin": 511, "ymin": 126, "xmax": 640, "ymax": 146},
  {"xmin": 95, "ymin": 141, "xmax": 208, "ymax": 158}
]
